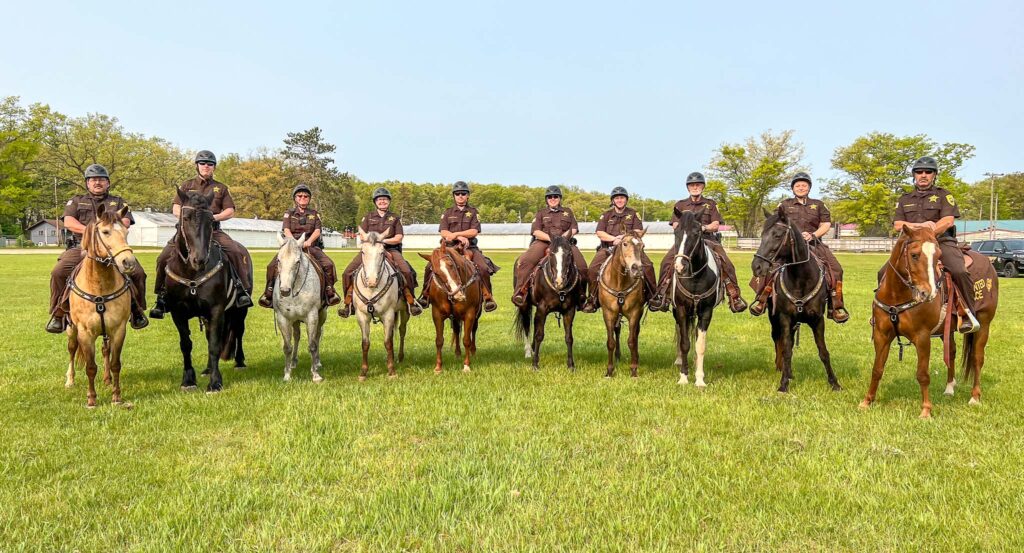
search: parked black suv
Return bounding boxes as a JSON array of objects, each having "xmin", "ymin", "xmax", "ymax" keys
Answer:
[{"xmin": 970, "ymin": 239, "xmax": 1024, "ymax": 278}]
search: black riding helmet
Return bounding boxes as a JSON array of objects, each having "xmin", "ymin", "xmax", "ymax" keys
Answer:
[
  {"xmin": 610, "ymin": 186, "xmax": 629, "ymax": 200},
  {"xmin": 911, "ymin": 156, "xmax": 939, "ymax": 173},
  {"xmin": 686, "ymin": 172, "xmax": 706, "ymax": 185},
  {"xmin": 452, "ymin": 181, "xmax": 471, "ymax": 195},
  {"xmin": 790, "ymin": 172, "xmax": 812, "ymax": 188},
  {"xmin": 372, "ymin": 187, "xmax": 392, "ymax": 201},
  {"xmin": 194, "ymin": 150, "xmax": 217, "ymax": 165},
  {"xmin": 292, "ymin": 183, "xmax": 312, "ymax": 198},
  {"xmin": 545, "ymin": 185, "xmax": 562, "ymax": 198},
  {"xmin": 84, "ymin": 164, "xmax": 110, "ymax": 181}
]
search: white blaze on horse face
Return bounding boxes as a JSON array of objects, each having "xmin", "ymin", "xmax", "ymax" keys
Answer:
[
  {"xmin": 439, "ymin": 259, "xmax": 460, "ymax": 295},
  {"xmin": 362, "ymin": 242, "xmax": 382, "ymax": 288},
  {"xmin": 922, "ymin": 241, "xmax": 937, "ymax": 299},
  {"xmin": 674, "ymin": 233, "xmax": 688, "ymax": 273},
  {"xmin": 555, "ymin": 247, "xmax": 565, "ymax": 288}
]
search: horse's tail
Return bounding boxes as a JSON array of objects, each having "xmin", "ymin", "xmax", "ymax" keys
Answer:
[
  {"xmin": 513, "ymin": 303, "xmax": 533, "ymax": 344},
  {"xmin": 450, "ymin": 315, "xmax": 463, "ymax": 347},
  {"xmin": 219, "ymin": 308, "xmax": 246, "ymax": 362},
  {"xmin": 961, "ymin": 330, "xmax": 976, "ymax": 380}
]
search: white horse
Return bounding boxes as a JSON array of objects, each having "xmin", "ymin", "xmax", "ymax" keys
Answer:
[
  {"xmin": 273, "ymin": 232, "xmax": 327, "ymax": 382},
  {"xmin": 353, "ymin": 230, "xmax": 409, "ymax": 380}
]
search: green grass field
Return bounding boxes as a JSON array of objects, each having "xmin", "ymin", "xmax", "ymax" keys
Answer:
[{"xmin": 2, "ymin": 249, "xmax": 1022, "ymax": 552}]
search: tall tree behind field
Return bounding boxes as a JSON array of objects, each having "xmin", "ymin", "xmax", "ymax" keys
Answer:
[
  {"xmin": 219, "ymin": 151, "xmax": 292, "ymax": 219},
  {"xmin": 963, "ymin": 172, "xmax": 1024, "ymax": 221},
  {"xmin": 281, "ymin": 127, "xmax": 358, "ymax": 229},
  {"xmin": 709, "ymin": 130, "xmax": 805, "ymax": 237},
  {"xmin": 825, "ymin": 132, "xmax": 975, "ymax": 235},
  {"xmin": 0, "ymin": 97, "xmax": 42, "ymax": 232}
]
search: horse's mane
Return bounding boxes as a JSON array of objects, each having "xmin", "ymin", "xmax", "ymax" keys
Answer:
[{"xmin": 365, "ymin": 232, "xmax": 383, "ymax": 246}]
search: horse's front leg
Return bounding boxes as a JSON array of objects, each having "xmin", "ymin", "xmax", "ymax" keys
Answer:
[
  {"xmin": 108, "ymin": 326, "xmax": 127, "ymax": 404},
  {"xmin": 78, "ymin": 330, "xmax": 98, "ymax": 408},
  {"xmin": 462, "ymin": 312, "xmax": 476, "ymax": 373},
  {"xmin": 811, "ymin": 317, "xmax": 841, "ymax": 391},
  {"xmin": 205, "ymin": 307, "xmax": 225, "ymax": 393},
  {"xmin": 531, "ymin": 307, "xmax": 548, "ymax": 371},
  {"xmin": 383, "ymin": 310, "xmax": 397, "ymax": 378},
  {"xmin": 675, "ymin": 308, "xmax": 691, "ymax": 385},
  {"xmin": 694, "ymin": 306, "xmax": 713, "ymax": 388},
  {"xmin": 627, "ymin": 311, "xmax": 641, "ymax": 378},
  {"xmin": 306, "ymin": 310, "xmax": 324, "ymax": 382},
  {"xmin": 66, "ymin": 326, "xmax": 78, "ymax": 388},
  {"xmin": 432, "ymin": 309, "xmax": 445, "ymax": 374},
  {"xmin": 860, "ymin": 319, "xmax": 895, "ymax": 409},
  {"xmin": 563, "ymin": 308, "xmax": 576, "ymax": 371},
  {"xmin": 603, "ymin": 310, "xmax": 619, "ymax": 377},
  {"xmin": 778, "ymin": 317, "xmax": 796, "ymax": 393},
  {"xmin": 172, "ymin": 311, "xmax": 196, "ymax": 390},
  {"xmin": 358, "ymin": 313, "xmax": 371, "ymax": 381},
  {"xmin": 913, "ymin": 333, "xmax": 933, "ymax": 418},
  {"xmin": 279, "ymin": 314, "xmax": 295, "ymax": 381}
]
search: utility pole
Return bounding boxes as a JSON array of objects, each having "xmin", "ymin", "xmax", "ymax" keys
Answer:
[
  {"xmin": 53, "ymin": 177, "xmax": 60, "ymax": 246},
  {"xmin": 983, "ymin": 172, "xmax": 1004, "ymax": 239}
]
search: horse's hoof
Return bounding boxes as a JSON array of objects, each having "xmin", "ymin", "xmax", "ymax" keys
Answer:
[
  {"xmin": 358, "ymin": 375, "xmax": 367, "ymax": 382},
  {"xmin": 235, "ymin": 364, "xmax": 246, "ymax": 370},
  {"xmin": 65, "ymin": 380, "xmax": 74, "ymax": 389},
  {"xmin": 858, "ymin": 400, "xmax": 871, "ymax": 410},
  {"xmin": 86, "ymin": 403, "xmax": 97, "ymax": 410},
  {"xmin": 677, "ymin": 375, "xmax": 688, "ymax": 385},
  {"xmin": 695, "ymin": 382, "xmax": 707, "ymax": 389},
  {"xmin": 434, "ymin": 368, "xmax": 442, "ymax": 375},
  {"xmin": 968, "ymin": 397, "xmax": 981, "ymax": 406},
  {"xmin": 831, "ymin": 384, "xmax": 843, "ymax": 392},
  {"xmin": 201, "ymin": 368, "xmax": 212, "ymax": 376},
  {"xmin": 313, "ymin": 375, "xmax": 325, "ymax": 383},
  {"xmin": 463, "ymin": 365, "xmax": 471, "ymax": 373},
  {"xmin": 181, "ymin": 385, "xmax": 197, "ymax": 392},
  {"xmin": 118, "ymin": 401, "xmax": 134, "ymax": 410},
  {"xmin": 944, "ymin": 381, "xmax": 956, "ymax": 396},
  {"xmin": 387, "ymin": 374, "xmax": 397, "ymax": 380},
  {"xmin": 919, "ymin": 410, "xmax": 932, "ymax": 419}
]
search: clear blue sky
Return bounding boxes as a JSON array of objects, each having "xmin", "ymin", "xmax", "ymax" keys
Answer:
[{"xmin": 2, "ymin": 0, "xmax": 1021, "ymax": 201}]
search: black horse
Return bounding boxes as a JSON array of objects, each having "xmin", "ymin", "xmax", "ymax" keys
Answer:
[
  {"xmin": 513, "ymin": 232, "xmax": 586, "ymax": 370},
  {"xmin": 751, "ymin": 205, "xmax": 840, "ymax": 393},
  {"xmin": 164, "ymin": 188, "xmax": 249, "ymax": 392},
  {"xmin": 668, "ymin": 211, "xmax": 722, "ymax": 387}
]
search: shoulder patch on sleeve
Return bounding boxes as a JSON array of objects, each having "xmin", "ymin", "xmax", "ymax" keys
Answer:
[
  {"xmin": 946, "ymin": 194, "xmax": 956, "ymax": 206},
  {"xmin": 67, "ymin": 199, "xmax": 74, "ymax": 206}
]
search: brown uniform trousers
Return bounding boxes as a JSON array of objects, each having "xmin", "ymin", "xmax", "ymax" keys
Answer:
[
  {"xmin": 343, "ymin": 247, "xmax": 418, "ymax": 295},
  {"xmin": 810, "ymin": 241, "xmax": 843, "ymax": 283},
  {"xmin": 658, "ymin": 238, "xmax": 740, "ymax": 290},
  {"xmin": 264, "ymin": 247, "xmax": 338, "ymax": 291},
  {"xmin": 155, "ymin": 229, "xmax": 253, "ymax": 293},
  {"xmin": 514, "ymin": 239, "xmax": 588, "ymax": 290},
  {"xmin": 422, "ymin": 246, "xmax": 494, "ymax": 296},
  {"xmin": 588, "ymin": 246, "xmax": 657, "ymax": 297},
  {"xmin": 50, "ymin": 247, "xmax": 148, "ymax": 317}
]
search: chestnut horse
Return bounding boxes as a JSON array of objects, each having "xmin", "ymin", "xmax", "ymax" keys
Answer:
[
  {"xmin": 66, "ymin": 203, "xmax": 140, "ymax": 407},
  {"xmin": 861, "ymin": 225, "xmax": 999, "ymax": 417},
  {"xmin": 597, "ymin": 229, "xmax": 647, "ymax": 377},
  {"xmin": 418, "ymin": 240, "xmax": 483, "ymax": 374}
]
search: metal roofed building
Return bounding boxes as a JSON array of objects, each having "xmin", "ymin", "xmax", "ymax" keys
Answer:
[{"xmin": 127, "ymin": 212, "xmax": 350, "ymax": 248}]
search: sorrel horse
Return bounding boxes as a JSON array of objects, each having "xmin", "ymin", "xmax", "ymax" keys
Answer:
[
  {"xmin": 512, "ymin": 232, "xmax": 585, "ymax": 370},
  {"xmin": 272, "ymin": 232, "xmax": 328, "ymax": 382},
  {"xmin": 597, "ymin": 229, "xmax": 647, "ymax": 377},
  {"xmin": 751, "ymin": 206, "xmax": 841, "ymax": 393},
  {"xmin": 66, "ymin": 203, "xmax": 140, "ymax": 407},
  {"xmin": 418, "ymin": 240, "xmax": 483, "ymax": 374},
  {"xmin": 163, "ymin": 188, "xmax": 249, "ymax": 392},
  {"xmin": 668, "ymin": 212, "xmax": 722, "ymax": 387},
  {"xmin": 352, "ymin": 230, "xmax": 409, "ymax": 380},
  {"xmin": 861, "ymin": 225, "xmax": 999, "ymax": 417}
]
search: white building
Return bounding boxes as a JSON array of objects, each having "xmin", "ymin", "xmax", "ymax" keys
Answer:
[
  {"xmin": 128, "ymin": 212, "xmax": 350, "ymax": 248},
  {"xmin": 399, "ymin": 221, "xmax": 700, "ymax": 251}
]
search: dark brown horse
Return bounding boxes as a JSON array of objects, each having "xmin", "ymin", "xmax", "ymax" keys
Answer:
[
  {"xmin": 512, "ymin": 232, "xmax": 585, "ymax": 370},
  {"xmin": 597, "ymin": 229, "xmax": 647, "ymax": 377},
  {"xmin": 861, "ymin": 225, "xmax": 999, "ymax": 417},
  {"xmin": 418, "ymin": 240, "xmax": 483, "ymax": 374}
]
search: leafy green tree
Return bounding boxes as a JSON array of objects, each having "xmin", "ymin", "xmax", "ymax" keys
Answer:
[{"xmin": 0, "ymin": 97, "xmax": 42, "ymax": 232}]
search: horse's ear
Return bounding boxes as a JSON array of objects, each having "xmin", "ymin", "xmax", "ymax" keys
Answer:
[
  {"xmin": 96, "ymin": 201, "xmax": 107, "ymax": 218},
  {"xmin": 898, "ymin": 222, "xmax": 910, "ymax": 236},
  {"xmin": 117, "ymin": 205, "xmax": 130, "ymax": 221},
  {"xmin": 776, "ymin": 204, "xmax": 787, "ymax": 221},
  {"xmin": 561, "ymin": 229, "xmax": 572, "ymax": 238},
  {"xmin": 297, "ymin": 232, "xmax": 306, "ymax": 244},
  {"xmin": 175, "ymin": 187, "xmax": 189, "ymax": 206},
  {"xmin": 277, "ymin": 231, "xmax": 285, "ymax": 246},
  {"xmin": 80, "ymin": 223, "xmax": 92, "ymax": 251},
  {"xmin": 379, "ymin": 227, "xmax": 391, "ymax": 240},
  {"xmin": 634, "ymin": 227, "xmax": 646, "ymax": 238},
  {"xmin": 762, "ymin": 207, "xmax": 772, "ymax": 219},
  {"xmin": 203, "ymin": 190, "xmax": 215, "ymax": 207},
  {"xmin": 418, "ymin": 252, "xmax": 432, "ymax": 261}
]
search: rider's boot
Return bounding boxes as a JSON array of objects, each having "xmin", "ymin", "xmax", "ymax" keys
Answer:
[
  {"xmin": 726, "ymin": 282, "xmax": 748, "ymax": 313},
  {"xmin": 829, "ymin": 281, "xmax": 850, "ymax": 323},
  {"xmin": 149, "ymin": 291, "xmax": 168, "ymax": 319}
]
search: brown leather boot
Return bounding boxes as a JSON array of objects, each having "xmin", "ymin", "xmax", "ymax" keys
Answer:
[
  {"xmin": 482, "ymin": 288, "xmax": 497, "ymax": 312},
  {"xmin": 337, "ymin": 286, "xmax": 354, "ymax": 318},
  {"xmin": 405, "ymin": 289, "xmax": 423, "ymax": 316},
  {"xmin": 325, "ymin": 285, "xmax": 341, "ymax": 306},
  {"xmin": 726, "ymin": 282, "xmax": 748, "ymax": 313},
  {"xmin": 830, "ymin": 281, "xmax": 849, "ymax": 323},
  {"xmin": 748, "ymin": 277, "xmax": 772, "ymax": 316}
]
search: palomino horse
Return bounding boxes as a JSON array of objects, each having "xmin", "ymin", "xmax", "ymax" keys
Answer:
[
  {"xmin": 751, "ymin": 206, "xmax": 841, "ymax": 393},
  {"xmin": 164, "ymin": 188, "xmax": 249, "ymax": 392},
  {"xmin": 272, "ymin": 232, "xmax": 328, "ymax": 382},
  {"xmin": 66, "ymin": 203, "xmax": 140, "ymax": 408},
  {"xmin": 512, "ymin": 232, "xmax": 586, "ymax": 370},
  {"xmin": 861, "ymin": 225, "xmax": 999, "ymax": 417},
  {"xmin": 597, "ymin": 229, "xmax": 647, "ymax": 377},
  {"xmin": 418, "ymin": 239, "xmax": 483, "ymax": 374},
  {"xmin": 352, "ymin": 230, "xmax": 409, "ymax": 380},
  {"xmin": 668, "ymin": 211, "xmax": 722, "ymax": 387}
]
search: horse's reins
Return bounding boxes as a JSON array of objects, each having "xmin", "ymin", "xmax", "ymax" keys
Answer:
[
  {"xmin": 598, "ymin": 240, "xmax": 643, "ymax": 306},
  {"xmin": 756, "ymin": 221, "xmax": 823, "ymax": 313},
  {"xmin": 166, "ymin": 204, "xmax": 225, "ymax": 296},
  {"xmin": 431, "ymin": 249, "xmax": 479, "ymax": 303},
  {"xmin": 68, "ymin": 223, "xmax": 133, "ymax": 346},
  {"xmin": 356, "ymin": 248, "xmax": 397, "ymax": 318},
  {"xmin": 540, "ymin": 245, "xmax": 580, "ymax": 303},
  {"xmin": 672, "ymin": 228, "xmax": 719, "ymax": 305},
  {"xmin": 873, "ymin": 237, "xmax": 943, "ymax": 325}
]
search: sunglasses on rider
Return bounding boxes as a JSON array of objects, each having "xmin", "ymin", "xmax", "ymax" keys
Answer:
[
  {"xmin": 454, "ymin": 192, "xmax": 469, "ymax": 197},
  {"xmin": 197, "ymin": 161, "xmax": 215, "ymax": 167},
  {"xmin": 545, "ymin": 195, "xmax": 560, "ymax": 199},
  {"xmin": 913, "ymin": 169, "xmax": 935, "ymax": 175}
]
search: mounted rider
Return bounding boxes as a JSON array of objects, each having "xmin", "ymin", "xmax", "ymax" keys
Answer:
[
  {"xmin": 259, "ymin": 183, "xmax": 341, "ymax": 308},
  {"xmin": 149, "ymin": 150, "xmax": 254, "ymax": 318},
  {"xmin": 511, "ymin": 185, "xmax": 589, "ymax": 307},
  {"xmin": 749, "ymin": 172, "xmax": 849, "ymax": 322},
  {"xmin": 46, "ymin": 164, "xmax": 149, "ymax": 333},
  {"xmin": 416, "ymin": 181, "xmax": 498, "ymax": 312},
  {"xmin": 890, "ymin": 156, "xmax": 980, "ymax": 334},
  {"xmin": 581, "ymin": 186, "xmax": 660, "ymax": 313},
  {"xmin": 653, "ymin": 172, "xmax": 748, "ymax": 313},
  {"xmin": 338, "ymin": 187, "xmax": 423, "ymax": 317}
]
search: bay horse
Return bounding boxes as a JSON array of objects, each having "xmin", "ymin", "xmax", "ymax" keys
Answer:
[
  {"xmin": 352, "ymin": 230, "xmax": 409, "ymax": 380},
  {"xmin": 418, "ymin": 239, "xmax": 483, "ymax": 374},
  {"xmin": 272, "ymin": 232, "xmax": 328, "ymax": 382},
  {"xmin": 164, "ymin": 188, "xmax": 249, "ymax": 392},
  {"xmin": 751, "ymin": 206, "xmax": 841, "ymax": 393},
  {"xmin": 66, "ymin": 203, "xmax": 140, "ymax": 407},
  {"xmin": 668, "ymin": 211, "xmax": 722, "ymax": 387},
  {"xmin": 861, "ymin": 225, "xmax": 999, "ymax": 417},
  {"xmin": 512, "ymin": 232, "xmax": 585, "ymax": 370},
  {"xmin": 597, "ymin": 229, "xmax": 647, "ymax": 377}
]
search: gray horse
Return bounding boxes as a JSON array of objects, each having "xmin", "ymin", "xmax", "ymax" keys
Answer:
[
  {"xmin": 353, "ymin": 230, "xmax": 409, "ymax": 380},
  {"xmin": 272, "ymin": 232, "xmax": 327, "ymax": 382}
]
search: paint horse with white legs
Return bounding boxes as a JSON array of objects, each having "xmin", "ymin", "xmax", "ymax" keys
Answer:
[
  {"xmin": 351, "ymin": 230, "xmax": 409, "ymax": 380},
  {"xmin": 65, "ymin": 203, "xmax": 140, "ymax": 408},
  {"xmin": 512, "ymin": 232, "xmax": 586, "ymax": 370},
  {"xmin": 667, "ymin": 211, "xmax": 722, "ymax": 387},
  {"xmin": 271, "ymin": 232, "xmax": 328, "ymax": 382},
  {"xmin": 751, "ymin": 206, "xmax": 841, "ymax": 393},
  {"xmin": 597, "ymin": 228, "xmax": 648, "ymax": 377},
  {"xmin": 419, "ymin": 239, "xmax": 483, "ymax": 374},
  {"xmin": 861, "ymin": 225, "xmax": 998, "ymax": 417}
]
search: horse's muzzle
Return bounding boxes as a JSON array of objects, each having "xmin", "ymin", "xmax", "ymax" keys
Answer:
[{"xmin": 280, "ymin": 287, "xmax": 292, "ymax": 297}]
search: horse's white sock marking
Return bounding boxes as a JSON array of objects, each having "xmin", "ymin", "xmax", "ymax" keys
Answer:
[
  {"xmin": 695, "ymin": 329, "xmax": 707, "ymax": 387},
  {"xmin": 944, "ymin": 379, "xmax": 956, "ymax": 396}
]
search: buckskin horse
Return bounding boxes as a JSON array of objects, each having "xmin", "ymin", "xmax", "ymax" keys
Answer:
[
  {"xmin": 512, "ymin": 232, "xmax": 585, "ymax": 370},
  {"xmin": 163, "ymin": 188, "xmax": 250, "ymax": 392},
  {"xmin": 65, "ymin": 203, "xmax": 140, "ymax": 407},
  {"xmin": 668, "ymin": 211, "xmax": 722, "ymax": 387},
  {"xmin": 597, "ymin": 229, "xmax": 647, "ymax": 377},
  {"xmin": 861, "ymin": 225, "xmax": 999, "ymax": 417},
  {"xmin": 352, "ymin": 230, "xmax": 409, "ymax": 380},
  {"xmin": 271, "ymin": 232, "xmax": 328, "ymax": 383},
  {"xmin": 751, "ymin": 206, "xmax": 841, "ymax": 393},
  {"xmin": 419, "ymin": 239, "xmax": 483, "ymax": 374}
]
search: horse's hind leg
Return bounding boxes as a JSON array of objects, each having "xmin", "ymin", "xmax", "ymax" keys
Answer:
[
  {"xmin": 383, "ymin": 311, "xmax": 397, "ymax": 378},
  {"xmin": 778, "ymin": 320, "xmax": 796, "ymax": 393},
  {"xmin": 109, "ymin": 327, "xmax": 127, "ymax": 404},
  {"xmin": 66, "ymin": 328, "xmax": 78, "ymax": 388},
  {"xmin": 233, "ymin": 309, "xmax": 248, "ymax": 369},
  {"xmin": 627, "ymin": 313, "xmax": 641, "ymax": 378},
  {"xmin": 531, "ymin": 308, "xmax": 547, "ymax": 371},
  {"xmin": 173, "ymin": 312, "xmax": 197, "ymax": 390},
  {"xmin": 694, "ymin": 315, "xmax": 711, "ymax": 388},
  {"xmin": 462, "ymin": 313, "xmax": 476, "ymax": 373},
  {"xmin": 944, "ymin": 333, "xmax": 957, "ymax": 396},
  {"xmin": 811, "ymin": 317, "xmax": 841, "ymax": 391},
  {"xmin": 78, "ymin": 334, "xmax": 98, "ymax": 408},
  {"xmin": 308, "ymin": 310, "xmax": 326, "ymax": 382},
  {"xmin": 101, "ymin": 337, "xmax": 112, "ymax": 386},
  {"xmin": 675, "ymin": 310, "xmax": 691, "ymax": 385},
  {"xmin": 564, "ymin": 309, "xmax": 576, "ymax": 371},
  {"xmin": 359, "ymin": 317, "xmax": 371, "ymax": 381},
  {"xmin": 279, "ymin": 316, "xmax": 295, "ymax": 381},
  {"xmin": 614, "ymin": 319, "xmax": 622, "ymax": 361},
  {"xmin": 398, "ymin": 308, "xmax": 409, "ymax": 363},
  {"xmin": 968, "ymin": 326, "xmax": 990, "ymax": 405}
]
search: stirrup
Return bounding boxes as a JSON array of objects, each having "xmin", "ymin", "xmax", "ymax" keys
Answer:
[
  {"xmin": 45, "ymin": 315, "xmax": 66, "ymax": 334},
  {"xmin": 149, "ymin": 296, "xmax": 167, "ymax": 319},
  {"xmin": 959, "ymin": 311, "xmax": 981, "ymax": 334},
  {"xmin": 338, "ymin": 303, "xmax": 353, "ymax": 318},
  {"xmin": 831, "ymin": 307, "xmax": 850, "ymax": 324}
]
